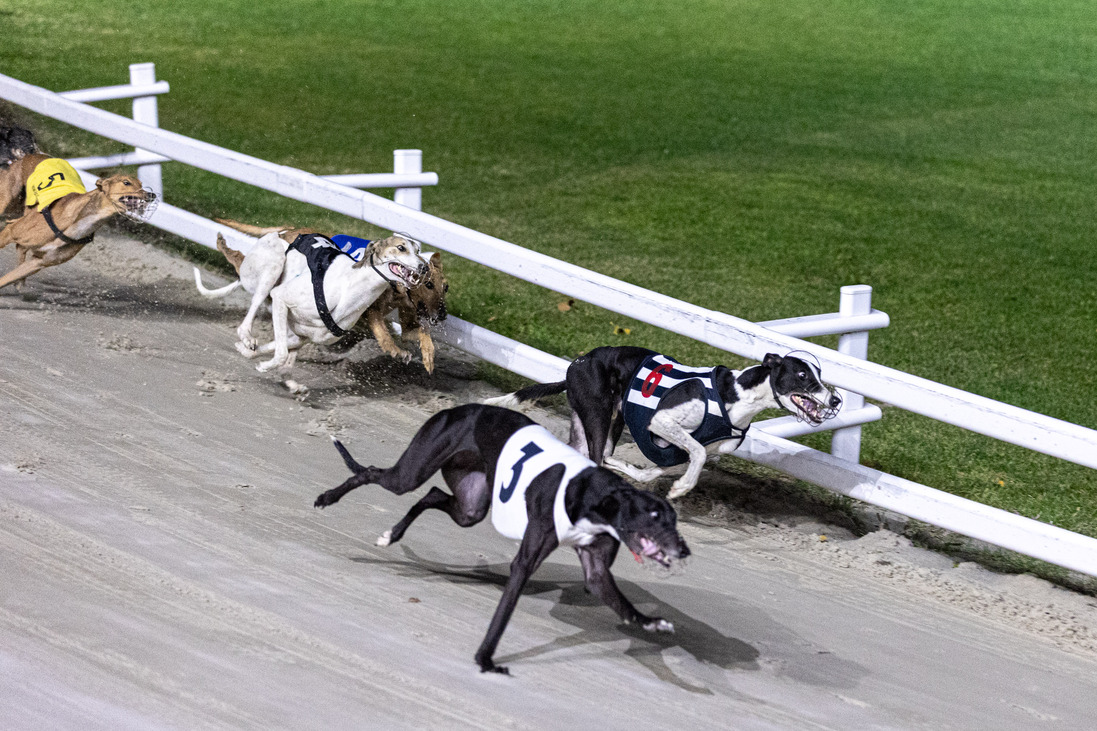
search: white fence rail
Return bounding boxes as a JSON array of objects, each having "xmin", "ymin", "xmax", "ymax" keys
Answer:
[
  {"xmin": 4, "ymin": 65, "xmax": 1097, "ymax": 577},
  {"xmin": 54, "ymin": 63, "xmax": 437, "ymax": 207}
]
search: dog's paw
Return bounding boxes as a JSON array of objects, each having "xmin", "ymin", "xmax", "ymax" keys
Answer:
[
  {"xmin": 376, "ymin": 530, "xmax": 392, "ymax": 547},
  {"xmin": 476, "ymin": 656, "xmax": 510, "ymax": 675},
  {"xmin": 234, "ymin": 341, "xmax": 258, "ymax": 359},
  {"xmin": 236, "ymin": 328, "xmax": 257, "ymax": 350},
  {"xmin": 283, "ymin": 379, "xmax": 308, "ymax": 396},
  {"xmin": 255, "ymin": 358, "xmax": 283, "ymax": 373},
  {"xmin": 642, "ymin": 618, "xmax": 674, "ymax": 633},
  {"xmin": 667, "ymin": 481, "xmax": 694, "ymax": 500}
]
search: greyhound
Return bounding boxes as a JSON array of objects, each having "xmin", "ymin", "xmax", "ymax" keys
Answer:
[{"xmin": 313, "ymin": 404, "xmax": 690, "ymax": 674}]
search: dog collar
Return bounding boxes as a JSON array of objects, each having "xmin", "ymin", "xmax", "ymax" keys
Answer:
[{"xmin": 42, "ymin": 201, "xmax": 94, "ymax": 246}]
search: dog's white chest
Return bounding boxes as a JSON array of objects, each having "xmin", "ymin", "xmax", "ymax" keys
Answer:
[{"xmin": 491, "ymin": 425, "xmax": 595, "ymax": 543}]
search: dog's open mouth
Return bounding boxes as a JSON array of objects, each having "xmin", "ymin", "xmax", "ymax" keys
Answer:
[
  {"xmin": 118, "ymin": 190, "xmax": 158, "ymax": 223},
  {"xmin": 790, "ymin": 392, "xmax": 839, "ymax": 425},
  {"xmin": 630, "ymin": 536, "xmax": 674, "ymax": 568},
  {"xmin": 388, "ymin": 261, "xmax": 425, "ymax": 287}
]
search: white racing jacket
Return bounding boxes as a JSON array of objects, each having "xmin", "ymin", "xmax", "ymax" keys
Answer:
[{"xmin": 491, "ymin": 425, "xmax": 597, "ymax": 545}]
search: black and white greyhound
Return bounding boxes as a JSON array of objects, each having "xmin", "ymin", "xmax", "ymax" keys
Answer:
[
  {"xmin": 313, "ymin": 404, "xmax": 690, "ymax": 675},
  {"xmin": 487, "ymin": 346, "xmax": 842, "ymax": 500}
]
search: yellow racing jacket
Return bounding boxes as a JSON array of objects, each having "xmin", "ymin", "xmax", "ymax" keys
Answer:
[{"xmin": 25, "ymin": 158, "xmax": 87, "ymax": 209}]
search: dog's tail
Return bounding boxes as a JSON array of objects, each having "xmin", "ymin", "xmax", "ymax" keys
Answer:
[
  {"xmin": 483, "ymin": 380, "xmax": 567, "ymax": 408},
  {"xmin": 330, "ymin": 436, "xmax": 367, "ymax": 473},
  {"xmin": 215, "ymin": 217, "xmax": 294, "ymax": 238},
  {"xmin": 193, "ymin": 266, "xmax": 242, "ymax": 298},
  {"xmin": 213, "ymin": 232, "xmax": 247, "ymax": 275}
]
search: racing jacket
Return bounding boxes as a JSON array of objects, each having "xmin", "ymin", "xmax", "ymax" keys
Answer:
[{"xmin": 622, "ymin": 353, "xmax": 745, "ymax": 467}]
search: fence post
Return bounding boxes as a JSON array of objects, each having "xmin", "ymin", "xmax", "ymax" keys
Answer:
[
  {"xmin": 831, "ymin": 284, "xmax": 873, "ymax": 463},
  {"xmin": 129, "ymin": 62, "xmax": 163, "ymax": 198},
  {"xmin": 393, "ymin": 149, "xmax": 422, "ymax": 211}
]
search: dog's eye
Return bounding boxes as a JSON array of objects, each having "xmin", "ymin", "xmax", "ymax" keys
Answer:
[
  {"xmin": 398, "ymin": 245, "xmax": 406, "ymax": 252},
  {"xmin": 798, "ymin": 371, "xmax": 807, "ymax": 379},
  {"xmin": 425, "ymin": 281, "xmax": 434, "ymax": 289},
  {"xmin": 123, "ymin": 180, "xmax": 132, "ymax": 186},
  {"xmin": 443, "ymin": 283, "xmax": 449, "ymax": 293},
  {"xmin": 650, "ymin": 510, "xmax": 659, "ymax": 519}
]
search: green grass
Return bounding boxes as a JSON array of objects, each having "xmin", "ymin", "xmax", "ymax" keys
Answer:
[{"xmin": 3, "ymin": 0, "xmax": 1096, "ymax": 541}]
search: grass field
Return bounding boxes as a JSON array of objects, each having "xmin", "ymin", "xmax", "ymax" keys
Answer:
[{"xmin": 3, "ymin": 1, "xmax": 1096, "ymax": 550}]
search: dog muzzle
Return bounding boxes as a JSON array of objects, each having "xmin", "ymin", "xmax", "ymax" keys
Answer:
[
  {"xmin": 118, "ymin": 189, "xmax": 159, "ymax": 223},
  {"xmin": 789, "ymin": 389, "xmax": 842, "ymax": 425},
  {"xmin": 392, "ymin": 260, "xmax": 427, "ymax": 288}
]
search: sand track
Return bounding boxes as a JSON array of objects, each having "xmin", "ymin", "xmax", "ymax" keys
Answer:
[{"xmin": 2, "ymin": 231, "xmax": 1096, "ymax": 729}]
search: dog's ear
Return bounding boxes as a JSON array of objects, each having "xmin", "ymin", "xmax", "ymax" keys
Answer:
[
  {"xmin": 95, "ymin": 178, "xmax": 106, "ymax": 191},
  {"xmin": 762, "ymin": 353, "xmax": 782, "ymax": 369},
  {"xmin": 352, "ymin": 244, "xmax": 372, "ymax": 269},
  {"xmin": 591, "ymin": 492, "xmax": 621, "ymax": 525},
  {"xmin": 429, "ymin": 252, "xmax": 442, "ymax": 266}
]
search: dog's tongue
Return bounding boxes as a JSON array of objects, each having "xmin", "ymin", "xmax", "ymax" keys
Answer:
[{"xmin": 631, "ymin": 537, "xmax": 661, "ymax": 564}]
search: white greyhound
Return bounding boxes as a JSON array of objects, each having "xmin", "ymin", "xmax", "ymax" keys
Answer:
[{"xmin": 195, "ymin": 231, "xmax": 426, "ymax": 393}]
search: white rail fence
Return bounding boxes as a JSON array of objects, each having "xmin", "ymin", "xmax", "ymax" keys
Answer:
[{"xmin": 3, "ymin": 65, "xmax": 1097, "ymax": 578}]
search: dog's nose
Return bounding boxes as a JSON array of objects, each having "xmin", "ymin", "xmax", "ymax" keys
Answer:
[
  {"xmin": 678, "ymin": 540, "xmax": 691, "ymax": 559},
  {"xmin": 829, "ymin": 394, "xmax": 842, "ymax": 408}
]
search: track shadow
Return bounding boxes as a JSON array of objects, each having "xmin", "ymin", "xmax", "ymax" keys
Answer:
[{"xmin": 352, "ymin": 546, "xmax": 761, "ymax": 693}]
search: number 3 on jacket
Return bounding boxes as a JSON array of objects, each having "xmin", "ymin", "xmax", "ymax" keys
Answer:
[{"xmin": 490, "ymin": 425, "xmax": 596, "ymax": 541}]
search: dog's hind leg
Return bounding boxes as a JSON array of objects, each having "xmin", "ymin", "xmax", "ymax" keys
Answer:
[
  {"xmin": 238, "ymin": 333, "xmax": 302, "ymax": 358},
  {"xmin": 237, "ymin": 284, "xmax": 275, "ymax": 350},
  {"xmin": 377, "ymin": 487, "xmax": 453, "ymax": 546},
  {"xmin": 576, "ymin": 535, "xmax": 673, "ymax": 632},
  {"xmin": 0, "ymin": 256, "xmax": 46, "ymax": 291},
  {"xmin": 256, "ymin": 294, "xmax": 295, "ymax": 372},
  {"xmin": 315, "ymin": 410, "xmax": 482, "ymax": 508},
  {"xmin": 569, "ymin": 399, "xmax": 613, "ymax": 466},
  {"xmin": 604, "ymin": 408, "xmax": 625, "ymax": 460},
  {"xmin": 377, "ymin": 469, "xmax": 490, "ymax": 546}
]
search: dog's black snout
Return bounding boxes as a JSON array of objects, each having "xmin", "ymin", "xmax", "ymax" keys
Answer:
[
  {"xmin": 829, "ymin": 394, "xmax": 842, "ymax": 408},
  {"xmin": 679, "ymin": 541, "xmax": 691, "ymax": 559}
]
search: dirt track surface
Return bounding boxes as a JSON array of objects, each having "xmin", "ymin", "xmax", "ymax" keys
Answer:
[{"xmin": 3, "ymin": 232, "xmax": 1097, "ymax": 729}]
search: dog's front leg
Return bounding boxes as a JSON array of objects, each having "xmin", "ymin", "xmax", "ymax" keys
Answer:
[
  {"xmin": 576, "ymin": 535, "xmax": 673, "ymax": 632},
  {"xmin": 416, "ymin": 326, "xmax": 436, "ymax": 374},
  {"xmin": 602, "ymin": 456, "xmax": 666, "ymax": 483},
  {"xmin": 256, "ymin": 294, "xmax": 291, "ymax": 373},
  {"xmin": 648, "ymin": 417, "xmax": 707, "ymax": 500},
  {"xmin": 368, "ymin": 308, "xmax": 412, "ymax": 364},
  {"xmin": 474, "ymin": 528, "xmax": 559, "ymax": 675}
]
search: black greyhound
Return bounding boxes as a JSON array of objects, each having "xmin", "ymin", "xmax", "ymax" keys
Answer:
[
  {"xmin": 314, "ymin": 404, "xmax": 690, "ymax": 675},
  {"xmin": 488, "ymin": 346, "xmax": 841, "ymax": 499}
]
